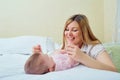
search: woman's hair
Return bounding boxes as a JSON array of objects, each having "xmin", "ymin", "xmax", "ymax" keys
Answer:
[
  {"xmin": 24, "ymin": 53, "xmax": 49, "ymax": 74},
  {"xmin": 62, "ymin": 14, "xmax": 101, "ymax": 49}
]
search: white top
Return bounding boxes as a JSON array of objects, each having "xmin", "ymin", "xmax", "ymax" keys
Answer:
[{"xmin": 81, "ymin": 44, "xmax": 106, "ymax": 59}]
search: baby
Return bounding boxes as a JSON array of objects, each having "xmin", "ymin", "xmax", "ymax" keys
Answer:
[{"xmin": 24, "ymin": 45, "xmax": 79, "ymax": 74}]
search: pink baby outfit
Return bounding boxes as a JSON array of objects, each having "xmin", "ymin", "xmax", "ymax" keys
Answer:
[{"xmin": 51, "ymin": 53, "xmax": 79, "ymax": 71}]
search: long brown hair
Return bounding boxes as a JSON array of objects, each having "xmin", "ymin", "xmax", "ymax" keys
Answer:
[{"xmin": 62, "ymin": 14, "xmax": 101, "ymax": 49}]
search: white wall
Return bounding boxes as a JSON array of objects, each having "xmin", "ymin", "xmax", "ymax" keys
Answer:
[
  {"xmin": 104, "ymin": 0, "xmax": 117, "ymax": 43},
  {"xmin": 0, "ymin": 0, "xmax": 104, "ymax": 43}
]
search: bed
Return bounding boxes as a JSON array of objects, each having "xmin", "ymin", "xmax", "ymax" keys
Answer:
[{"xmin": 0, "ymin": 36, "xmax": 120, "ymax": 80}]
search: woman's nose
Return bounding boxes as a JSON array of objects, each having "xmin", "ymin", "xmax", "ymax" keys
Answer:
[{"xmin": 68, "ymin": 31, "xmax": 72, "ymax": 36}]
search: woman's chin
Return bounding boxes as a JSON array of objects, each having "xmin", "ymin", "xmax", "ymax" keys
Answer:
[{"xmin": 67, "ymin": 42, "xmax": 74, "ymax": 45}]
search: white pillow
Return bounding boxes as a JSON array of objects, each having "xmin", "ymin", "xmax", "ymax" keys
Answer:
[{"xmin": 0, "ymin": 36, "xmax": 55, "ymax": 55}]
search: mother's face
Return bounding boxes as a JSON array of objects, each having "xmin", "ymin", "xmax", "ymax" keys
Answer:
[{"xmin": 64, "ymin": 21, "xmax": 83, "ymax": 46}]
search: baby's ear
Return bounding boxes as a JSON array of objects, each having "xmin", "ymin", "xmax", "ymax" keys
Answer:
[{"xmin": 48, "ymin": 67, "xmax": 54, "ymax": 72}]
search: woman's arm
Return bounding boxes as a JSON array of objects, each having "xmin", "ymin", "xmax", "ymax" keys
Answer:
[
  {"xmin": 66, "ymin": 44, "xmax": 117, "ymax": 72},
  {"xmin": 79, "ymin": 51, "xmax": 117, "ymax": 72}
]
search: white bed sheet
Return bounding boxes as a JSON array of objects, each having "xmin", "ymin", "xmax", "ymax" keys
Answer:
[{"xmin": 0, "ymin": 54, "xmax": 120, "ymax": 80}]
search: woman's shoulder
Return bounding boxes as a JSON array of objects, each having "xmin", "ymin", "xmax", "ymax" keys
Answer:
[
  {"xmin": 84, "ymin": 43, "xmax": 105, "ymax": 58},
  {"xmin": 83, "ymin": 43, "xmax": 104, "ymax": 49},
  {"xmin": 81, "ymin": 43, "xmax": 105, "ymax": 55},
  {"xmin": 91, "ymin": 44, "xmax": 105, "ymax": 50}
]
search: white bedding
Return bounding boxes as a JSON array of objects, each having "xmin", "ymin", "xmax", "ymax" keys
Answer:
[
  {"xmin": 0, "ymin": 54, "xmax": 120, "ymax": 80},
  {"xmin": 0, "ymin": 36, "xmax": 120, "ymax": 80}
]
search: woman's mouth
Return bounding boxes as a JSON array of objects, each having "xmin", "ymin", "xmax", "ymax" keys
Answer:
[{"xmin": 67, "ymin": 37, "xmax": 75, "ymax": 41}]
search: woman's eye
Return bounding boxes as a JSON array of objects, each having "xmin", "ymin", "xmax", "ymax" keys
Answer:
[
  {"xmin": 73, "ymin": 30, "xmax": 78, "ymax": 32},
  {"xmin": 65, "ymin": 28, "xmax": 69, "ymax": 31}
]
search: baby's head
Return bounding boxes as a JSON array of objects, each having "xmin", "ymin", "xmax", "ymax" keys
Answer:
[{"xmin": 24, "ymin": 53, "xmax": 49, "ymax": 74}]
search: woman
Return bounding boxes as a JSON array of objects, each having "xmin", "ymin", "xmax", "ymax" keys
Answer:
[{"xmin": 61, "ymin": 14, "xmax": 117, "ymax": 72}]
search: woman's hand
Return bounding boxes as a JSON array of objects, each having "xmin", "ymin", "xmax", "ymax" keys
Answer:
[{"xmin": 65, "ymin": 44, "xmax": 84, "ymax": 62}]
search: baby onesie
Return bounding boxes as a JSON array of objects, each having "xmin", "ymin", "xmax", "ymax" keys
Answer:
[{"xmin": 51, "ymin": 53, "xmax": 79, "ymax": 71}]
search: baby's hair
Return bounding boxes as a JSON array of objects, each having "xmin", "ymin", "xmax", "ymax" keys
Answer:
[{"xmin": 24, "ymin": 53, "xmax": 49, "ymax": 74}]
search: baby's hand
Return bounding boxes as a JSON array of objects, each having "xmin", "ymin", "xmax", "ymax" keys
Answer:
[{"xmin": 33, "ymin": 45, "xmax": 42, "ymax": 54}]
